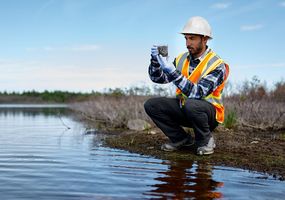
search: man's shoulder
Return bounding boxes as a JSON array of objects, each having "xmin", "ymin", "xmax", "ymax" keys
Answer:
[{"xmin": 208, "ymin": 50, "xmax": 227, "ymax": 63}]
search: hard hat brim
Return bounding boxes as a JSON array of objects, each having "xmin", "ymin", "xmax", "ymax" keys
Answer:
[{"xmin": 180, "ymin": 32, "xmax": 212, "ymax": 39}]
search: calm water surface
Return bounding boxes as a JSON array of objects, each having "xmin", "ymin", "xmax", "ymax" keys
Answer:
[{"xmin": 0, "ymin": 105, "xmax": 284, "ymax": 199}]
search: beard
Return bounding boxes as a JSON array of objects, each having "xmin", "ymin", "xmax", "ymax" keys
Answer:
[{"xmin": 187, "ymin": 40, "xmax": 204, "ymax": 58}]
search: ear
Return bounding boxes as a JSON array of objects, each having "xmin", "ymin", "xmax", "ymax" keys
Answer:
[{"xmin": 202, "ymin": 36, "xmax": 209, "ymax": 44}]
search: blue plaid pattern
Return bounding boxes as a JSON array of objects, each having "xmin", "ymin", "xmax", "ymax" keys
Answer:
[{"xmin": 148, "ymin": 50, "xmax": 226, "ymax": 99}]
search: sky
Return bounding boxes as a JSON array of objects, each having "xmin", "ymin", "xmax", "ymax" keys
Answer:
[{"xmin": 0, "ymin": 0, "xmax": 284, "ymax": 92}]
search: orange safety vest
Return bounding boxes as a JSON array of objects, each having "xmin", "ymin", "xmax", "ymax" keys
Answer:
[{"xmin": 175, "ymin": 51, "xmax": 229, "ymax": 123}]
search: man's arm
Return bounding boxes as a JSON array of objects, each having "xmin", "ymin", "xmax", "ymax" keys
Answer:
[
  {"xmin": 148, "ymin": 57, "xmax": 170, "ymax": 84},
  {"xmin": 171, "ymin": 63, "xmax": 227, "ymax": 98}
]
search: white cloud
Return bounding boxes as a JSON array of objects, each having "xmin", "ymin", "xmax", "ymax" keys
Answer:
[
  {"xmin": 240, "ymin": 24, "xmax": 263, "ymax": 31},
  {"xmin": 25, "ymin": 44, "xmax": 100, "ymax": 52},
  {"xmin": 0, "ymin": 59, "xmax": 9, "ymax": 64},
  {"xmin": 1, "ymin": 44, "xmax": 150, "ymax": 92},
  {"xmin": 280, "ymin": 1, "xmax": 285, "ymax": 7},
  {"xmin": 211, "ymin": 2, "xmax": 231, "ymax": 9},
  {"xmin": 32, "ymin": 65, "xmax": 147, "ymax": 88},
  {"xmin": 0, "ymin": 59, "xmax": 39, "ymax": 72},
  {"xmin": 0, "ymin": 60, "xmax": 149, "ymax": 92}
]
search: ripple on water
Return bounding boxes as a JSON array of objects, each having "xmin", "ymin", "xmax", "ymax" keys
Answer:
[{"xmin": 0, "ymin": 107, "xmax": 284, "ymax": 200}]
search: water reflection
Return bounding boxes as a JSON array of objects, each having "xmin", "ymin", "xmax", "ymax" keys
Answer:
[
  {"xmin": 0, "ymin": 105, "xmax": 284, "ymax": 199},
  {"xmin": 147, "ymin": 161, "xmax": 224, "ymax": 199}
]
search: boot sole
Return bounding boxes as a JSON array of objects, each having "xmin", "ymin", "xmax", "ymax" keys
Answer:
[{"xmin": 197, "ymin": 150, "xmax": 214, "ymax": 155}]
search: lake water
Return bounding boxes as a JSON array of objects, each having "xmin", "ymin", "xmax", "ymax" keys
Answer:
[{"xmin": 0, "ymin": 105, "xmax": 284, "ymax": 199}]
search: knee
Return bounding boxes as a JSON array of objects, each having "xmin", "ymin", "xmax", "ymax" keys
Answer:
[
  {"xmin": 144, "ymin": 97, "xmax": 161, "ymax": 115},
  {"xmin": 183, "ymin": 99, "xmax": 201, "ymax": 118}
]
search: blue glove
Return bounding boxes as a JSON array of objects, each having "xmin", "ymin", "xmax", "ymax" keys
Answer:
[
  {"xmin": 156, "ymin": 55, "xmax": 176, "ymax": 74},
  {"xmin": 151, "ymin": 45, "xmax": 159, "ymax": 58}
]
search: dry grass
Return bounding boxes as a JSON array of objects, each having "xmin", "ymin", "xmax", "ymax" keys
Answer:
[
  {"xmin": 71, "ymin": 79, "xmax": 285, "ymax": 133},
  {"xmin": 71, "ymin": 95, "xmax": 151, "ymax": 129},
  {"xmin": 71, "ymin": 95, "xmax": 285, "ymax": 132},
  {"xmin": 224, "ymin": 79, "xmax": 285, "ymax": 131},
  {"xmin": 225, "ymin": 97, "xmax": 285, "ymax": 131}
]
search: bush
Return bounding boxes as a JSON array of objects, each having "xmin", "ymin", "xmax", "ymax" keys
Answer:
[
  {"xmin": 223, "ymin": 109, "xmax": 237, "ymax": 129},
  {"xmin": 71, "ymin": 96, "xmax": 151, "ymax": 129},
  {"xmin": 271, "ymin": 80, "xmax": 285, "ymax": 102}
]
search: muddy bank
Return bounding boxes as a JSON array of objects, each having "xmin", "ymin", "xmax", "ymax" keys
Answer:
[
  {"xmin": 70, "ymin": 97, "xmax": 285, "ymax": 181},
  {"xmin": 103, "ymin": 126, "xmax": 285, "ymax": 181}
]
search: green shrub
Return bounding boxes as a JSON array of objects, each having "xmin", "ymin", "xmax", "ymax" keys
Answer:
[{"xmin": 223, "ymin": 109, "xmax": 237, "ymax": 129}]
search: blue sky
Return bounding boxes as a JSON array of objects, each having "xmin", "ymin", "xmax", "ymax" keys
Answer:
[{"xmin": 0, "ymin": 0, "xmax": 284, "ymax": 92}]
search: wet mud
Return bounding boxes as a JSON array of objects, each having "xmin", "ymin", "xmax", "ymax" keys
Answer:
[{"xmin": 104, "ymin": 126, "xmax": 285, "ymax": 181}]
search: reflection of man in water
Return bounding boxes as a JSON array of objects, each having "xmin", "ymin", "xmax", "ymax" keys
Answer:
[{"xmin": 146, "ymin": 161, "xmax": 224, "ymax": 199}]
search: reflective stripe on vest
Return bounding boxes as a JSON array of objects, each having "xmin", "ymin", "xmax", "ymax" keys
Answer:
[
  {"xmin": 175, "ymin": 51, "xmax": 229, "ymax": 123},
  {"xmin": 200, "ymin": 55, "xmax": 219, "ymax": 78},
  {"xmin": 176, "ymin": 52, "xmax": 189, "ymax": 73}
]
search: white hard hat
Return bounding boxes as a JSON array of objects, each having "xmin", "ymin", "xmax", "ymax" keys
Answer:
[{"xmin": 181, "ymin": 16, "xmax": 212, "ymax": 39}]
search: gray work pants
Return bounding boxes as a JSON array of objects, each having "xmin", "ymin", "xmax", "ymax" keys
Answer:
[{"xmin": 144, "ymin": 97, "xmax": 218, "ymax": 146}]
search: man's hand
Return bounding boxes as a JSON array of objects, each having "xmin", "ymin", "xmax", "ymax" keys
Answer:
[
  {"xmin": 151, "ymin": 46, "xmax": 159, "ymax": 58},
  {"xmin": 156, "ymin": 55, "xmax": 176, "ymax": 74}
]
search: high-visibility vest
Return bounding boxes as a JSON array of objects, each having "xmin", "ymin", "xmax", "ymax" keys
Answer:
[{"xmin": 175, "ymin": 51, "xmax": 229, "ymax": 123}]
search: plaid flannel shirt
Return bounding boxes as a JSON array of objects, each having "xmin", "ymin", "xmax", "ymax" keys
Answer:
[{"xmin": 148, "ymin": 48, "xmax": 227, "ymax": 99}]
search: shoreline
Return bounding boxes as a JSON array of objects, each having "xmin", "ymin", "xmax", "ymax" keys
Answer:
[
  {"xmin": 101, "ymin": 126, "xmax": 285, "ymax": 181},
  {"xmin": 68, "ymin": 95, "xmax": 285, "ymax": 181}
]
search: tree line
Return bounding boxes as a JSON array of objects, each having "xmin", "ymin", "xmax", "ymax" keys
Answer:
[
  {"xmin": 0, "ymin": 85, "xmax": 173, "ymax": 103},
  {"xmin": 0, "ymin": 77, "xmax": 284, "ymax": 103}
]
